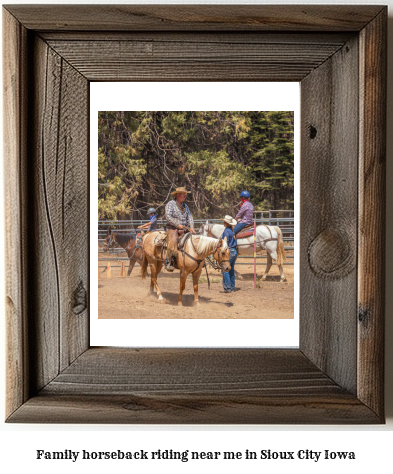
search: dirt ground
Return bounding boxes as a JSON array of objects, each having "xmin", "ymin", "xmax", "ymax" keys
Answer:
[{"xmin": 98, "ymin": 250, "xmax": 294, "ymax": 319}]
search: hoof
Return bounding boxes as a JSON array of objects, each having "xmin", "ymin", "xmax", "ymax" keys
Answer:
[
  {"xmin": 281, "ymin": 278, "xmax": 287, "ymax": 282},
  {"xmin": 178, "ymin": 301, "xmax": 183, "ymax": 306},
  {"xmin": 261, "ymin": 275, "xmax": 267, "ymax": 281},
  {"xmin": 193, "ymin": 301, "xmax": 200, "ymax": 307}
]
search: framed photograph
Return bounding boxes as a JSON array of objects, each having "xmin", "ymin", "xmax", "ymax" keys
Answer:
[
  {"xmin": 4, "ymin": 5, "xmax": 386, "ymax": 424},
  {"xmin": 91, "ymin": 83, "xmax": 299, "ymax": 348}
]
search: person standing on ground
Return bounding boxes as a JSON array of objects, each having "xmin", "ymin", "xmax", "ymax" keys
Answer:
[
  {"xmin": 220, "ymin": 215, "xmax": 238, "ymax": 293},
  {"xmin": 233, "ymin": 190, "xmax": 254, "ymax": 235}
]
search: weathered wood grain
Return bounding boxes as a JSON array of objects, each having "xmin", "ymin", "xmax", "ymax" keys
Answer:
[
  {"xmin": 358, "ymin": 9, "xmax": 386, "ymax": 418},
  {"xmin": 7, "ymin": 349, "xmax": 380, "ymax": 424},
  {"xmin": 300, "ymin": 36, "xmax": 359, "ymax": 393},
  {"xmin": 3, "ymin": 8, "xmax": 29, "ymax": 418},
  {"xmin": 44, "ymin": 348, "xmax": 341, "ymax": 395},
  {"xmin": 45, "ymin": 39, "xmax": 346, "ymax": 81},
  {"xmin": 40, "ymin": 31, "xmax": 354, "ymax": 44},
  {"xmin": 9, "ymin": 392, "xmax": 380, "ymax": 425},
  {"xmin": 3, "ymin": 5, "xmax": 386, "ymax": 424},
  {"xmin": 30, "ymin": 36, "xmax": 89, "ymax": 387},
  {"xmin": 4, "ymin": 5, "xmax": 384, "ymax": 32}
]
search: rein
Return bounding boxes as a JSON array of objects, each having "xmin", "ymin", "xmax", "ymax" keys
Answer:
[
  {"xmin": 142, "ymin": 233, "xmax": 230, "ymax": 280},
  {"xmin": 189, "ymin": 236, "xmax": 228, "ymax": 271},
  {"xmin": 107, "ymin": 231, "xmax": 138, "ymax": 254}
]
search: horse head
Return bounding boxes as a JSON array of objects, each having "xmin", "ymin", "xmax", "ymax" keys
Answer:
[
  {"xmin": 104, "ymin": 231, "xmax": 117, "ymax": 252},
  {"xmin": 214, "ymin": 236, "xmax": 231, "ymax": 273},
  {"xmin": 199, "ymin": 220, "xmax": 209, "ymax": 236}
]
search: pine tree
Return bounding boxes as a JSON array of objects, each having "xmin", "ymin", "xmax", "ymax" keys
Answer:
[{"xmin": 98, "ymin": 111, "xmax": 294, "ymax": 221}]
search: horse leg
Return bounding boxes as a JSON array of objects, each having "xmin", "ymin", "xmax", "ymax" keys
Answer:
[
  {"xmin": 267, "ymin": 243, "xmax": 286, "ymax": 282},
  {"xmin": 178, "ymin": 272, "xmax": 187, "ymax": 306},
  {"xmin": 137, "ymin": 251, "xmax": 149, "ymax": 276},
  {"xmin": 149, "ymin": 263, "xmax": 164, "ymax": 301},
  {"xmin": 277, "ymin": 263, "xmax": 287, "ymax": 282},
  {"xmin": 192, "ymin": 268, "xmax": 203, "ymax": 306},
  {"xmin": 147, "ymin": 260, "xmax": 155, "ymax": 295},
  {"xmin": 262, "ymin": 252, "xmax": 273, "ymax": 281},
  {"xmin": 151, "ymin": 260, "xmax": 162, "ymax": 293},
  {"xmin": 149, "ymin": 269, "xmax": 155, "ymax": 294},
  {"xmin": 147, "ymin": 259, "xmax": 164, "ymax": 301},
  {"xmin": 234, "ymin": 270, "xmax": 243, "ymax": 280},
  {"xmin": 127, "ymin": 258, "xmax": 136, "ymax": 276}
]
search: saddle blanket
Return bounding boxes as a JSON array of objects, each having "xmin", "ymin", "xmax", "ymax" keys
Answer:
[{"xmin": 236, "ymin": 230, "xmax": 254, "ymax": 239}]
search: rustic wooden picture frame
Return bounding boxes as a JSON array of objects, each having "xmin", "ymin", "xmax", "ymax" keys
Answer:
[{"xmin": 4, "ymin": 5, "xmax": 386, "ymax": 424}]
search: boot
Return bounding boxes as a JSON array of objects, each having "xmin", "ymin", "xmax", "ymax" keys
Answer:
[{"xmin": 165, "ymin": 258, "xmax": 174, "ymax": 272}]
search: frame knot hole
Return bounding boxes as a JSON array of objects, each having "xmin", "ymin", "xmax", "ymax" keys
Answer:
[
  {"xmin": 308, "ymin": 228, "xmax": 353, "ymax": 279},
  {"xmin": 309, "ymin": 125, "xmax": 317, "ymax": 139},
  {"xmin": 73, "ymin": 281, "xmax": 87, "ymax": 315},
  {"xmin": 358, "ymin": 307, "xmax": 370, "ymax": 325}
]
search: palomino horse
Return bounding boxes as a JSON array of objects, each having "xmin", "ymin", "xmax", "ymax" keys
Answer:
[
  {"xmin": 141, "ymin": 232, "xmax": 231, "ymax": 306},
  {"xmin": 104, "ymin": 230, "xmax": 143, "ymax": 276},
  {"xmin": 200, "ymin": 221, "xmax": 287, "ymax": 282}
]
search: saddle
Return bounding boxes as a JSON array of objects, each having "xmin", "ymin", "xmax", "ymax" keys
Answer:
[
  {"xmin": 153, "ymin": 230, "xmax": 191, "ymax": 251},
  {"xmin": 237, "ymin": 224, "xmax": 255, "ymax": 239},
  {"xmin": 153, "ymin": 231, "xmax": 167, "ymax": 247}
]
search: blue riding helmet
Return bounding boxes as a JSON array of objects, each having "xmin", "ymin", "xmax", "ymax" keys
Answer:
[{"xmin": 240, "ymin": 191, "xmax": 250, "ymax": 199}]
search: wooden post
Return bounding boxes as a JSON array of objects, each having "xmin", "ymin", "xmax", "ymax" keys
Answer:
[
  {"xmin": 253, "ymin": 220, "xmax": 257, "ymax": 289},
  {"xmin": 120, "ymin": 261, "xmax": 126, "ymax": 277},
  {"xmin": 106, "ymin": 262, "xmax": 112, "ymax": 279}
]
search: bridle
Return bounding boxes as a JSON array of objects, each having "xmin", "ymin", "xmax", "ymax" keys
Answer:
[
  {"xmin": 105, "ymin": 231, "xmax": 139, "ymax": 256},
  {"xmin": 190, "ymin": 236, "xmax": 230, "ymax": 272},
  {"xmin": 104, "ymin": 231, "xmax": 115, "ymax": 251}
]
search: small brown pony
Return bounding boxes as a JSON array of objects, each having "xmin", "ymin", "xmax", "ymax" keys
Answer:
[
  {"xmin": 141, "ymin": 232, "xmax": 231, "ymax": 306},
  {"xmin": 104, "ymin": 230, "xmax": 143, "ymax": 276}
]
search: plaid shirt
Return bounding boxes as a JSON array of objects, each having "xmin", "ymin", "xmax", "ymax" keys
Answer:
[
  {"xmin": 236, "ymin": 200, "xmax": 254, "ymax": 224},
  {"xmin": 165, "ymin": 199, "xmax": 194, "ymax": 229}
]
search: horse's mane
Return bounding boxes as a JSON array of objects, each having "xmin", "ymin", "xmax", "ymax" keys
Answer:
[
  {"xmin": 113, "ymin": 232, "xmax": 136, "ymax": 247},
  {"xmin": 195, "ymin": 235, "xmax": 227, "ymax": 255}
]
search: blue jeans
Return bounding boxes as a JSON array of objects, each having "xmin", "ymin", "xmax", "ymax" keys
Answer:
[
  {"xmin": 233, "ymin": 222, "xmax": 247, "ymax": 235},
  {"xmin": 222, "ymin": 248, "xmax": 238, "ymax": 292}
]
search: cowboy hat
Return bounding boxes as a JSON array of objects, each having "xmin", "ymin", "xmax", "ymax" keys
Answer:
[
  {"xmin": 220, "ymin": 215, "xmax": 237, "ymax": 226},
  {"xmin": 170, "ymin": 187, "xmax": 191, "ymax": 195}
]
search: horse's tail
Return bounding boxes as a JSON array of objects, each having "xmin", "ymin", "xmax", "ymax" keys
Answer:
[
  {"xmin": 141, "ymin": 250, "xmax": 149, "ymax": 280},
  {"xmin": 274, "ymin": 226, "xmax": 286, "ymax": 265}
]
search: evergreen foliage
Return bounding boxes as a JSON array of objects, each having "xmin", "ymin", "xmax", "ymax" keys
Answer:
[{"xmin": 98, "ymin": 111, "xmax": 294, "ymax": 220}]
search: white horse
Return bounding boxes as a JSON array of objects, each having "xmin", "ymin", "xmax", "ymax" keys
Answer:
[{"xmin": 200, "ymin": 221, "xmax": 287, "ymax": 282}]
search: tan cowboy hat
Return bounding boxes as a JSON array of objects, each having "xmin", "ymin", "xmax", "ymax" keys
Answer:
[
  {"xmin": 220, "ymin": 215, "xmax": 237, "ymax": 226},
  {"xmin": 170, "ymin": 187, "xmax": 191, "ymax": 196}
]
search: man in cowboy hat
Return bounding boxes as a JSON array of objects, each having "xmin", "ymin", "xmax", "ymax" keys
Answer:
[
  {"xmin": 138, "ymin": 207, "xmax": 158, "ymax": 233},
  {"xmin": 220, "ymin": 215, "xmax": 238, "ymax": 293},
  {"xmin": 164, "ymin": 187, "xmax": 196, "ymax": 272}
]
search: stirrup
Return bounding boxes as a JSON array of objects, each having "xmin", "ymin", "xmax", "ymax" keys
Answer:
[{"xmin": 165, "ymin": 259, "xmax": 174, "ymax": 272}]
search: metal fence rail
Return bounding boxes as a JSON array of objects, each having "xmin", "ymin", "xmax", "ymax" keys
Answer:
[{"xmin": 98, "ymin": 211, "xmax": 295, "ymax": 267}]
